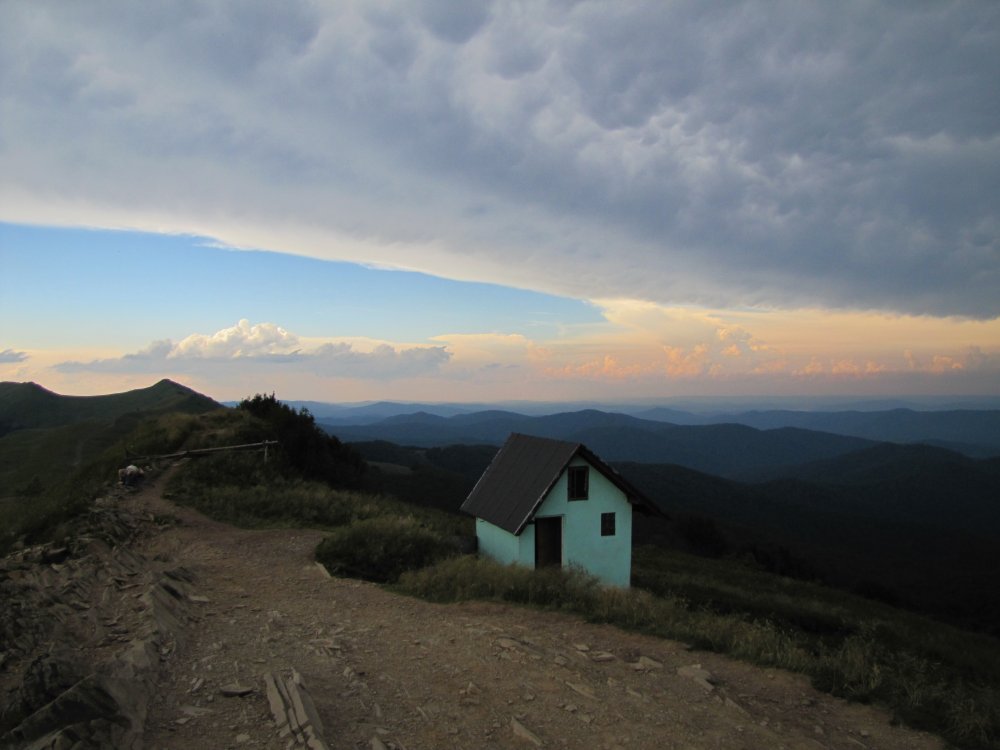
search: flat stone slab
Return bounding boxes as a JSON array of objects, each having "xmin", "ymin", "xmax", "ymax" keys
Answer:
[
  {"xmin": 677, "ymin": 664, "xmax": 716, "ymax": 691},
  {"xmin": 220, "ymin": 683, "xmax": 254, "ymax": 697},
  {"xmin": 511, "ymin": 717, "xmax": 543, "ymax": 746}
]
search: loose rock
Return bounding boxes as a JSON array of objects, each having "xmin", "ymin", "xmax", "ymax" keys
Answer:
[
  {"xmin": 220, "ymin": 683, "xmax": 254, "ymax": 697},
  {"xmin": 511, "ymin": 717, "xmax": 544, "ymax": 746},
  {"xmin": 678, "ymin": 664, "xmax": 716, "ymax": 692}
]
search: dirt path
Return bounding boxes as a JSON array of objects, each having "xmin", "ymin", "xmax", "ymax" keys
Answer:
[{"xmin": 125, "ymin": 468, "xmax": 944, "ymax": 750}]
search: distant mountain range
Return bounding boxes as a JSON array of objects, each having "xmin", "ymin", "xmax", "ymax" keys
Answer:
[
  {"xmin": 636, "ymin": 407, "xmax": 1000, "ymax": 456},
  {"xmin": 270, "ymin": 400, "xmax": 485, "ymax": 422},
  {"xmin": 304, "ymin": 400, "xmax": 1000, "ymax": 458},
  {"xmin": 317, "ymin": 406, "xmax": 1000, "ymax": 478}
]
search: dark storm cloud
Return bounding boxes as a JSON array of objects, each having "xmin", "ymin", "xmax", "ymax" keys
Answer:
[{"xmin": 1, "ymin": 1, "xmax": 997, "ymax": 316}]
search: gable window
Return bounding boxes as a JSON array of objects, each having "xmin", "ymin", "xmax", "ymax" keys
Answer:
[
  {"xmin": 567, "ymin": 466, "xmax": 589, "ymax": 500},
  {"xmin": 601, "ymin": 512, "xmax": 616, "ymax": 536}
]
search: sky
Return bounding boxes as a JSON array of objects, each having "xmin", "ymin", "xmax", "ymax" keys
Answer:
[{"xmin": 1, "ymin": 1, "xmax": 999, "ymax": 405}]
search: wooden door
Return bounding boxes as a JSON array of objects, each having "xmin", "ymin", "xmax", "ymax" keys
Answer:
[{"xmin": 534, "ymin": 517, "xmax": 562, "ymax": 568}]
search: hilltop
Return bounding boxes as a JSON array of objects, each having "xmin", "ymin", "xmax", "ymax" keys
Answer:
[
  {"xmin": 3, "ymin": 383, "xmax": 998, "ymax": 747},
  {"xmin": 0, "ymin": 378, "xmax": 218, "ymax": 436},
  {"xmin": 0, "ymin": 467, "xmax": 947, "ymax": 750},
  {"xmin": 0, "ymin": 379, "xmax": 225, "ymax": 558}
]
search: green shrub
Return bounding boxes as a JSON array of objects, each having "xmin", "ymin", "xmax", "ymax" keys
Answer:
[{"xmin": 315, "ymin": 516, "xmax": 457, "ymax": 583}]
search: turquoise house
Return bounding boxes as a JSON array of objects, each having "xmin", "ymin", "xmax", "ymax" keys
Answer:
[{"xmin": 460, "ymin": 433, "xmax": 659, "ymax": 588}]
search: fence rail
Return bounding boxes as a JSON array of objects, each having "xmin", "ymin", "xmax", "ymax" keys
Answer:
[{"xmin": 128, "ymin": 440, "xmax": 279, "ymax": 463}]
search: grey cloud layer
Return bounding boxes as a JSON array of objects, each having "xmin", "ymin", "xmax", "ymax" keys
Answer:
[
  {"xmin": 55, "ymin": 346, "xmax": 451, "ymax": 379},
  {"xmin": 55, "ymin": 327, "xmax": 450, "ymax": 380},
  {"xmin": 2, "ymin": 1, "xmax": 998, "ymax": 316},
  {"xmin": 0, "ymin": 349, "xmax": 28, "ymax": 363}
]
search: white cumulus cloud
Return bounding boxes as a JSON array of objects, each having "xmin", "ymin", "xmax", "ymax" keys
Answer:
[
  {"xmin": 54, "ymin": 321, "xmax": 450, "ymax": 380},
  {"xmin": 171, "ymin": 320, "xmax": 300, "ymax": 359}
]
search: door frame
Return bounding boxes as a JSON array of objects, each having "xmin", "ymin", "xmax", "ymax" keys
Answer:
[{"xmin": 534, "ymin": 516, "xmax": 563, "ymax": 568}]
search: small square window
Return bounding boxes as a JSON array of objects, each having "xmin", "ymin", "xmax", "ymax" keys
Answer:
[
  {"xmin": 601, "ymin": 512, "xmax": 616, "ymax": 536},
  {"xmin": 568, "ymin": 466, "xmax": 589, "ymax": 500}
]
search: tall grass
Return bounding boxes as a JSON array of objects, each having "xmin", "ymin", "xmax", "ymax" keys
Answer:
[
  {"xmin": 166, "ymin": 450, "xmax": 470, "ymax": 536},
  {"xmin": 165, "ymin": 449, "xmax": 473, "ymax": 586}
]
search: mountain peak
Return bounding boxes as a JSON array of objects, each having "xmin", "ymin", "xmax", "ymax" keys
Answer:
[{"xmin": 0, "ymin": 379, "xmax": 219, "ymax": 435}]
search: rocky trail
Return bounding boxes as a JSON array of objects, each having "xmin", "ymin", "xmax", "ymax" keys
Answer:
[{"xmin": 1, "ymin": 465, "xmax": 945, "ymax": 749}]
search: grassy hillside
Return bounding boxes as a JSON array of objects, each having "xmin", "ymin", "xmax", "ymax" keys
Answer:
[
  {"xmin": 0, "ymin": 379, "xmax": 218, "ymax": 435},
  {"xmin": 350, "ymin": 440, "xmax": 495, "ymax": 513},
  {"xmin": 0, "ymin": 379, "xmax": 220, "ymax": 499},
  {"xmin": 0, "ymin": 386, "xmax": 378, "ymax": 554},
  {"xmin": 0, "ymin": 407, "xmax": 237, "ymax": 553},
  {"xmin": 621, "ymin": 453, "xmax": 1000, "ymax": 635},
  {"xmin": 0, "ymin": 381, "xmax": 223, "ymax": 553}
]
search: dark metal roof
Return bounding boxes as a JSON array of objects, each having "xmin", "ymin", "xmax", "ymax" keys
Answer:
[{"xmin": 460, "ymin": 432, "xmax": 659, "ymax": 535}]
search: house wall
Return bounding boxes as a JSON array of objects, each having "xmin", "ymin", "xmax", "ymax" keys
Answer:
[
  {"xmin": 515, "ymin": 522, "xmax": 538, "ymax": 567},
  {"xmin": 528, "ymin": 456, "xmax": 633, "ymax": 587},
  {"xmin": 474, "ymin": 456, "xmax": 634, "ymax": 587},
  {"xmin": 475, "ymin": 517, "xmax": 520, "ymax": 565}
]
